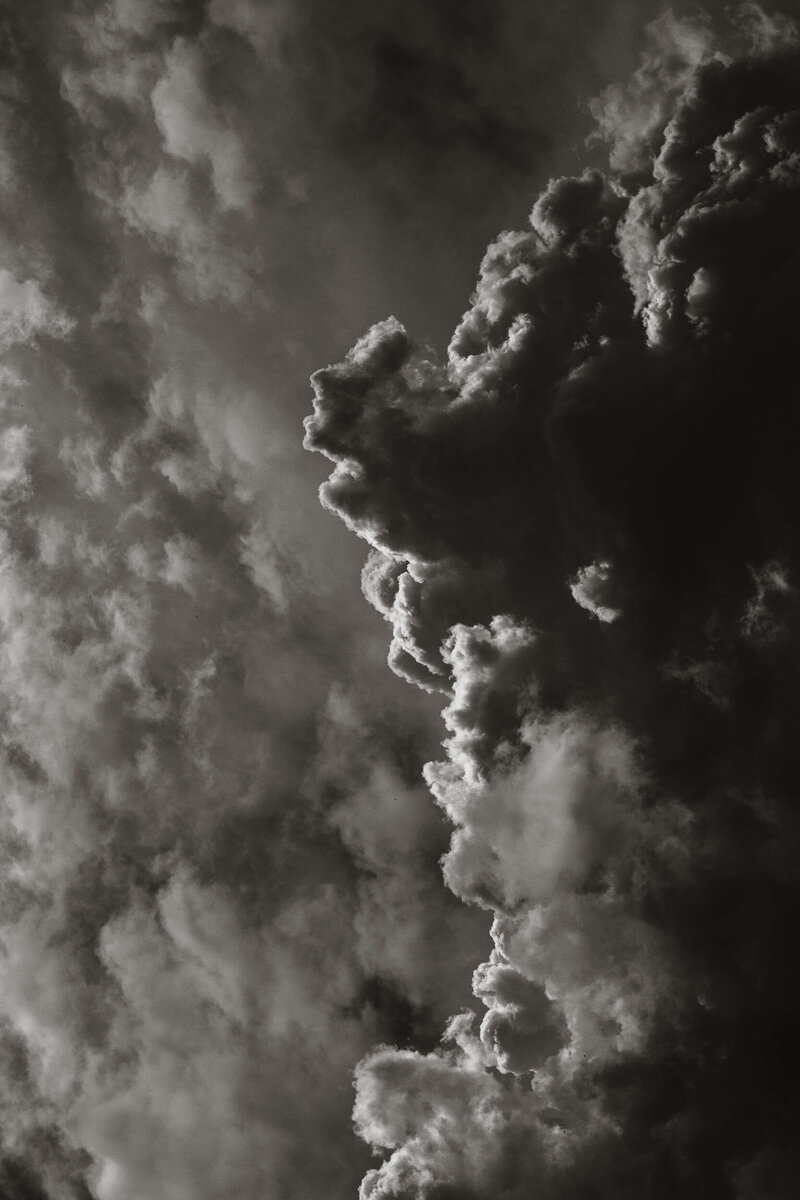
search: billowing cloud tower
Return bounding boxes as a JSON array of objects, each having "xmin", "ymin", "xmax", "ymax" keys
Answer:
[{"xmin": 306, "ymin": 13, "xmax": 800, "ymax": 1198}]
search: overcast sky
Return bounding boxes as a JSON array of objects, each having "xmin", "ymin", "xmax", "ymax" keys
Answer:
[{"xmin": 0, "ymin": 3, "xmax": 799, "ymax": 1199}]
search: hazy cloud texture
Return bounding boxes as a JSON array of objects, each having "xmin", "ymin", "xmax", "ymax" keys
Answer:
[{"xmin": 0, "ymin": 2, "xmax": 797, "ymax": 1199}]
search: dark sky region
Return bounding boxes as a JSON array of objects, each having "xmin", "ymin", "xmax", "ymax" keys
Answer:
[{"xmin": 0, "ymin": 2, "xmax": 798, "ymax": 1199}]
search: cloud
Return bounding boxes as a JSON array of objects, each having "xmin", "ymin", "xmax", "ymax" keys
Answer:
[
  {"xmin": 151, "ymin": 38, "xmax": 256, "ymax": 212},
  {"xmin": 308, "ymin": 8, "xmax": 800, "ymax": 1198},
  {"xmin": 569, "ymin": 561, "xmax": 621, "ymax": 623},
  {"xmin": 0, "ymin": 6, "xmax": 494, "ymax": 1192},
  {"xmin": 3, "ymin": 1, "xmax": 799, "ymax": 1197},
  {"xmin": 0, "ymin": 270, "xmax": 74, "ymax": 349}
]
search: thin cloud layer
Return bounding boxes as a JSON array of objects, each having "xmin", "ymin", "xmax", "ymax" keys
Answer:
[{"xmin": 307, "ymin": 9, "xmax": 800, "ymax": 1198}]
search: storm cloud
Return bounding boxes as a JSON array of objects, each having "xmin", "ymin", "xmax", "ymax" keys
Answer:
[{"xmin": 307, "ymin": 8, "xmax": 800, "ymax": 1198}]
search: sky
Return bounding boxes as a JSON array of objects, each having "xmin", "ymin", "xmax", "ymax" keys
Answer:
[{"xmin": 0, "ymin": 2, "xmax": 799, "ymax": 1199}]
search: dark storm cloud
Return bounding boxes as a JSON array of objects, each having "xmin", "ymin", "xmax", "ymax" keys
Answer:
[{"xmin": 307, "ymin": 8, "xmax": 800, "ymax": 1198}]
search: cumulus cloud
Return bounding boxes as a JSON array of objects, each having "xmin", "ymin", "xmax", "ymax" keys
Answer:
[
  {"xmin": 308, "ymin": 8, "xmax": 800, "ymax": 1197},
  {"xmin": 569, "ymin": 560, "xmax": 621, "ymax": 623}
]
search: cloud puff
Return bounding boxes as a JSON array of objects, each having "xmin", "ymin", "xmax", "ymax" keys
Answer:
[
  {"xmin": 569, "ymin": 561, "xmax": 620, "ymax": 623},
  {"xmin": 0, "ymin": 270, "xmax": 74, "ymax": 349},
  {"xmin": 151, "ymin": 38, "xmax": 256, "ymax": 212}
]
